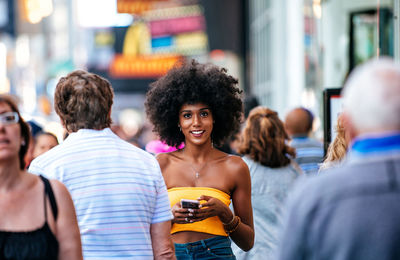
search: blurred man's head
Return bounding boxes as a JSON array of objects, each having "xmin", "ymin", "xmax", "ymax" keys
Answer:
[
  {"xmin": 342, "ymin": 58, "xmax": 400, "ymax": 140},
  {"xmin": 54, "ymin": 70, "xmax": 114, "ymax": 132},
  {"xmin": 284, "ymin": 107, "xmax": 314, "ymax": 137}
]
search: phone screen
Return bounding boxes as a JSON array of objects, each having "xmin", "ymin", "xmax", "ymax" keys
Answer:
[{"xmin": 180, "ymin": 199, "xmax": 200, "ymax": 209}]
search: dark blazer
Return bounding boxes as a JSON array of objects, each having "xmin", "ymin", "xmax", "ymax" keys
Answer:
[{"xmin": 278, "ymin": 153, "xmax": 400, "ymax": 260}]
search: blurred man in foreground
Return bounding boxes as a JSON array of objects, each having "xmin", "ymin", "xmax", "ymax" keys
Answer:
[
  {"xmin": 278, "ymin": 58, "xmax": 400, "ymax": 260},
  {"xmin": 30, "ymin": 70, "xmax": 175, "ymax": 259}
]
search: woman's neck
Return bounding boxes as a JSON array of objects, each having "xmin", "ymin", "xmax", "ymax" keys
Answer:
[
  {"xmin": 0, "ymin": 160, "xmax": 24, "ymax": 192},
  {"xmin": 182, "ymin": 140, "xmax": 214, "ymax": 163}
]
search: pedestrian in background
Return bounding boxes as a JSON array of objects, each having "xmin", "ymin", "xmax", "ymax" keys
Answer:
[
  {"xmin": 284, "ymin": 107, "xmax": 324, "ymax": 174},
  {"xmin": 145, "ymin": 60, "xmax": 254, "ymax": 259},
  {"xmin": 232, "ymin": 106, "xmax": 301, "ymax": 260},
  {"xmin": 29, "ymin": 70, "xmax": 175, "ymax": 259},
  {"xmin": 278, "ymin": 58, "xmax": 400, "ymax": 260},
  {"xmin": 319, "ymin": 113, "xmax": 350, "ymax": 171},
  {"xmin": 32, "ymin": 131, "xmax": 59, "ymax": 159},
  {"xmin": 0, "ymin": 94, "xmax": 82, "ymax": 260}
]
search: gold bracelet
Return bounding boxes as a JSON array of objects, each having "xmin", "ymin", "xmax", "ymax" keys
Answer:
[
  {"xmin": 222, "ymin": 214, "xmax": 236, "ymax": 226},
  {"xmin": 227, "ymin": 217, "xmax": 241, "ymax": 234},
  {"xmin": 224, "ymin": 216, "xmax": 241, "ymax": 234}
]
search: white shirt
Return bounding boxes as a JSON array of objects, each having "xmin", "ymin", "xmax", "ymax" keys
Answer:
[{"xmin": 29, "ymin": 128, "xmax": 172, "ymax": 259}]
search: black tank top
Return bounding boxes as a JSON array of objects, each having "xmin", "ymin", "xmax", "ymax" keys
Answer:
[{"xmin": 0, "ymin": 175, "xmax": 59, "ymax": 260}]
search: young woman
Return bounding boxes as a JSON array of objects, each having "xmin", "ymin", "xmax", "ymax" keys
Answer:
[
  {"xmin": 145, "ymin": 60, "xmax": 254, "ymax": 259},
  {"xmin": 233, "ymin": 106, "xmax": 301, "ymax": 259},
  {"xmin": 0, "ymin": 95, "xmax": 82, "ymax": 260}
]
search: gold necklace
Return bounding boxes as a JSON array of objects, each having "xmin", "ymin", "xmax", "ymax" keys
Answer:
[
  {"xmin": 182, "ymin": 146, "xmax": 213, "ymax": 178},
  {"xmin": 189, "ymin": 161, "xmax": 208, "ymax": 178}
]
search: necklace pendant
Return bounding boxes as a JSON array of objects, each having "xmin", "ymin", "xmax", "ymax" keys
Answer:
[{"xmin": 195, "ymin": 172, "xmax": 199, "ymax": 178}]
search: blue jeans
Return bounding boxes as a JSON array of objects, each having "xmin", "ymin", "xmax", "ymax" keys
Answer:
[{"xmin": 174, "ymin": 236, "xmax": 236, "ymax": 259}]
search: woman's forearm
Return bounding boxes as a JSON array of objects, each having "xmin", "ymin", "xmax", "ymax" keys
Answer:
[{"xmin": 229, "ymin": 222, "xmax": 255, "ymax": 252}]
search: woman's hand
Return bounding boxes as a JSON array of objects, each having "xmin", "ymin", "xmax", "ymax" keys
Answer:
[
  {"xmin": 171, "ymin": 196, "xmax": 233, "ymax": 224},
  {"xmin": 171, "ymin": 201, "xmax": 198, "ymax": 224},
  {"xmin": 191, "ymin": 195, "xmax": 233, "ymax": 224}
]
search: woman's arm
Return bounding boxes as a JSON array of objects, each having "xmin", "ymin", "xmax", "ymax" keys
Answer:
[
  {"xmin": 51, "ymin": 180, "xmax": 83, "ymax": 260},
  {"xmin": 195, "ymin": 156, "xmax": 254, "ymax": 251},
  {"xmin": 228, "ymin": 157, "xmax": 254, "ymax": 251}
]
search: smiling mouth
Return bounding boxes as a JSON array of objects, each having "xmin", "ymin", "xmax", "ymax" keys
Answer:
[{"xmin": 190, "ymin": 130, "xmax": 205, "ymax": 136}]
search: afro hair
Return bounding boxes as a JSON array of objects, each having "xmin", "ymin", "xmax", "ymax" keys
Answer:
[{"xmin": 145, "ymin": 59, "xmax": 243, "ymax": 148}]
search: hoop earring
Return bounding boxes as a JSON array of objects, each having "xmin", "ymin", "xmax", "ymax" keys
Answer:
[{"xmin": 178, "ymin": 125, "xmax": 182, "ymax": 132}]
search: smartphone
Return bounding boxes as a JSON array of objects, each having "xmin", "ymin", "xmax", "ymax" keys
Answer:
[{"xmin": 180, "ymin": 199, "xmax": 200, "ymax": 209}]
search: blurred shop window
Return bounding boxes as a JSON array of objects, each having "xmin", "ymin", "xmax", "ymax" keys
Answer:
[
  {"xmin": 77, "ymin": 0, "xmax": 133, "ymax": 28},
  {"xmin": 0, "ymin": 42, "xmax": 10, "ymax": 93},
  {"xmin": 349, "ymin": 8, "xmax": 394, "ymax": 71},
  {"xmin": 0, "ymin": 0, "xmax": 8, "ymax": 27},
  {"xmin": 18, "ymin": 0, "xmax": 53, "ymax": 24}
]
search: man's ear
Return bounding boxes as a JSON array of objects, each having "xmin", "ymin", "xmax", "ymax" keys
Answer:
[{"xmin": 341, "ymin": 112, "xmax": 358, "ymax": 143}]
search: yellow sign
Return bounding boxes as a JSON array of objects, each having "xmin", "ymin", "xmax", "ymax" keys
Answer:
[
  {"xmin": 117, "ymin": 0, "xmax": 165, "ymax": 14},
  {"xmin": 110, "ymin": 54, "xmax": 182, "ymax": 78}
]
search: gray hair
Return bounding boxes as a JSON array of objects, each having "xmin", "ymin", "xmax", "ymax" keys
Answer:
[{"xmin": 342, "ymin": 58, "xmax": 400, "ymax": 132}]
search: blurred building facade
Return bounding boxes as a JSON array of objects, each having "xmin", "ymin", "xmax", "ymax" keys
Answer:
[
  {"xmin": 0, "ymin": 0, "xmax": 398, "ymax": 141},
  {"xmin": 246, "ymin": 0, "xmax": 399, "ymax": 129}
]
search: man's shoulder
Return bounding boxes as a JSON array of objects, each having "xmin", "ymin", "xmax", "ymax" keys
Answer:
[
  {"xmin": 292, "ymin": 158, "xmax": 397, "ymax": 207},
  {"xmin": 291, "ymin": 136, "xmax": 323, "ymax": 148},
  {"xmin": 30, "ymin": 142, "xmax": 66, "ymax": 166}
]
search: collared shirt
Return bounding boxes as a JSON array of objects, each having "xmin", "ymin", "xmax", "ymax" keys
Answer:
[
  {"xmin": 277, "ymin": 132, "xmax": 400, "ymax": 260},
  {"xmin": 29, "ymin": 128, "xmax": 173, "ymax": 259},
  {"xmin": 290, "ymin": 136, "xmax": 324, "ymax": 174},
  {"xmin": 348, "ymin": 131, "xmax": 400, "ymax": 162}
]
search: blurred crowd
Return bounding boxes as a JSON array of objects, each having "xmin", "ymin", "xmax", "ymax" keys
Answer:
[{"xmin": 0, "ymin": 57, "xmax": 399, "ymax": 260}]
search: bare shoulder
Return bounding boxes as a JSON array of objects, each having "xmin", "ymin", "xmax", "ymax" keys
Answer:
[
  {"xmin": 223, "ymin": 154, "xmax": 249, "ymax": 173},
  {"xmin": 48, "ymin": 179, "xmax": 72, "ymax": 201},
  {"xmin": 155, "ymin": 151, "xmax": 178, "ymax": 169},
  {"xmin": 215, "ymin": 153, "xmax": 250, "ymax": 184}
]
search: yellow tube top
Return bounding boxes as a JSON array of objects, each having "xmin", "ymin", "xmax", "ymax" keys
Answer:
[{"xmin": 168, "ymin": 187, "xmax": 231, "ymax": 237}]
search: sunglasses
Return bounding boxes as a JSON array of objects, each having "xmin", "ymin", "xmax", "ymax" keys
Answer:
[{"xmin": 0, "ymin": 112, "xmax": 19, "ymax": 125}]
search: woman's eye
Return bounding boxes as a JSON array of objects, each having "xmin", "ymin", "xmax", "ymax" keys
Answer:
[
  {"xmin": 200, "ymin": 111, "xmax": 208, "ymax": 117},
  {"xmin": 183, "ymin": 113, "xmax": 191, "ymax": 119}
]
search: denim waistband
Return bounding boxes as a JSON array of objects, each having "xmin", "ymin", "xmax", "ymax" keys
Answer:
[{"xmin": 174, "ymin": 236, "xmax": 230, "ymax": 251}]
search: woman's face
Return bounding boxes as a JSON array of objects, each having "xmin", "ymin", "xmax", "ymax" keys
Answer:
[
  {"xmin": 179, "ymin": 103, "xmax": 213, "ymax": 146},
  {"xmin": 0, "ymin": 102, "xmax": 22, "ymax": 162},
  {"xmin": 33, "ymin": 134, "xmax": 58, "ymax": 159}
]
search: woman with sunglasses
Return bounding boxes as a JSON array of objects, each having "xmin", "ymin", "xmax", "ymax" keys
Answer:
[
  {"xmin": 145, "ymin": 60, "xmax": 254, "ymax": 259},
  {"xmin": 0, "ymin": 95, "xmax": 82, "ymax": 260}
]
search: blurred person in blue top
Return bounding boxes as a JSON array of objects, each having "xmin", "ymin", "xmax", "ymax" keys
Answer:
[
  {"xmin": 278, "ymin": 58, "xmax": 400, "ymax": 260},
  {"xmin": 284, "ymin": 107, "xmax": 324, "ymax": 174},
  {"xmin": 232, "ymin": 106, "xmax": 301, "ymax": 260},
  {"xmin": 29, "ymin": 70, "xmax": 175, "ymax": 259}
]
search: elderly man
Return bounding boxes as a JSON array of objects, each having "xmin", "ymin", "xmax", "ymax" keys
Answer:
[
  {"xmin": 285, "ymin": 107, "xmax": 324, "ymax": 174},
  {"xmin": 278, "ymin": 58, "xmax": 400, "ymax": 260},
  {"xmin": 30, "ymin": 70, "xmax": 175, "ymax": 259}
]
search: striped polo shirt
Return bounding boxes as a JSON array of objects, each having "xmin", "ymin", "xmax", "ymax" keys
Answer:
[
  {"xmin": 29, "ymin": 128, "xmax": 173, "ymax": 259},
  {"xmin": 290, "ymin": 136, "xmax": 324, "ymax": 174}
]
